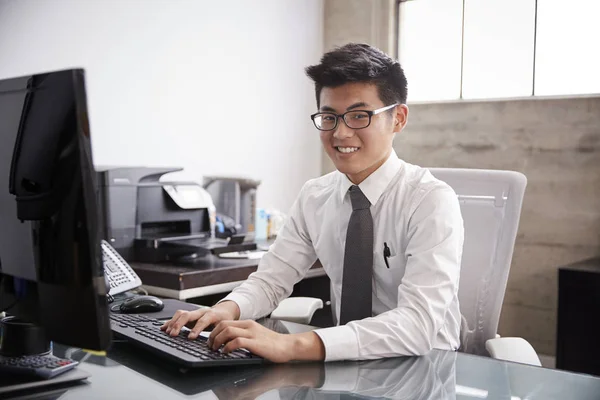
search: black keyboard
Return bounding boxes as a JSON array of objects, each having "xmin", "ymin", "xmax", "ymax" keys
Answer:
[
  {"xmin": 109, "ymin": 313, "xmax": 263, "ymax": 367},
  {"xmin": 0, "ymin": 353, "xmax": 78, "ymax": 379}
]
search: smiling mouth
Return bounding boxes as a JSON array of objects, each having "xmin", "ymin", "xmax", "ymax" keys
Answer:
[{"xmin": 335, "ymin": 146, "xmax": 359, "ymax": 154}]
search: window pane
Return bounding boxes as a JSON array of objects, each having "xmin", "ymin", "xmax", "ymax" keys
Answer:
[
  {"xmin": 462, "ymin": 0, "xmax": 535, "ymax": 99},
  {"xmin": 398, "ymin": 0, "xmax": 463, "ymax": 102},
  {"xmin": 535, "ymin": 0, "xmax": 600, "ymax": 96}
]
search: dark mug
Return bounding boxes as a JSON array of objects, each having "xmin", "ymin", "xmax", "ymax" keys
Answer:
[{"xmin": 0, "ymin": 316, "xmax": 51, "ymax": 357}]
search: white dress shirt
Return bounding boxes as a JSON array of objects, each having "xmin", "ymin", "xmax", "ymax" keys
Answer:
[{"xmin": 222, "ymin": 150, "xmax": 464, "ymax": 361}]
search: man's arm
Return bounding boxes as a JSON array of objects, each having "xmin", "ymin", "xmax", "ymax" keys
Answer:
[
  {"xmin": 163, "ymin": 183, "xmax": 319, "ymax": 340},
  {"xmin": 314, "ymin": 186, "xmax": 464, "ymax": 361},
  {"xmin": 204, "ymin": 319, "xmax": 324, "ymax": 362},
  {"xmin": 219, "ymin": 183, "xmax": 318, "ymax": 321}
]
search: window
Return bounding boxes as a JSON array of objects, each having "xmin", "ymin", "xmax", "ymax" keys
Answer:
[
  {"xmin": 461, "ymin": 0, "xmax": 535, "ymax": 99},
  {"xmin": 398, "ymin": 0, "xmax": 600, "ymax": 102},
  {"xmin": 534, "ymin": 0, "xmax": 600, "ymax": 96},
  {"xmin": 398, "ymin": 0, "xmax": 463, "ymax": 101}
]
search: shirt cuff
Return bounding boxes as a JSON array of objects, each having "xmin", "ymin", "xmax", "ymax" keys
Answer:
[
  {"xmin": 313, "ymin": 325, "xmax": 359, "ymax": 362},
  {"xmin": 217, "ymin": 292, "xmax": 254, "ymax": 320}
]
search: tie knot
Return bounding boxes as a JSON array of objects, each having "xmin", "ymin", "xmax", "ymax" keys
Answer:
[{"xmin": 349, "ymin": 185, "xmax": 370, "ymax": 210}]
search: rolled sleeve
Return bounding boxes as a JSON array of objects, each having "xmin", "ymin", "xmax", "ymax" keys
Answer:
[{"xmin": 314, "ymin": 325, "xmax": 359, "ymax": 362}]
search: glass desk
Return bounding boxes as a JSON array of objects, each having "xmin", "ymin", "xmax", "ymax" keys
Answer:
[{"xmin": 4, "ymin": 319, "xmax": 600, "ymax": 399}]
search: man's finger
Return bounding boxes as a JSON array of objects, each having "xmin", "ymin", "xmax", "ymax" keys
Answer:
[
  {"xmin": 160, "ymin": 310, "xmax": 184, "ymax": 330},
  {"xmin": 168, "ymin": 311, "xmax": 200, "ymax": 336},
  {"xmin": 167, "ymin": 315, "xmax": 188, "ymax": 336},
  {"xmin": 222, "ymin": 337, "xmax": 251, "ymax": 354},
  {"xmin": 173, "ymin": 308, "xmax": 211, "ymax": 336},
  {"xmin": 211, "ymin": 326, "xmax": 251, "ymax": 350},
  {"xmin": 208, "ymin": 320, "xmax": 249, "ymax": 345},
  {"xmin": 188, "ymin": 313, "xmax": 216, "ymax": 339}
]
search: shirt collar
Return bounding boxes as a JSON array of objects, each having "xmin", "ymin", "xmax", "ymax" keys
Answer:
[{"xmin": 338, "ymin": 150, "xmax": 403, "ymax": 206}]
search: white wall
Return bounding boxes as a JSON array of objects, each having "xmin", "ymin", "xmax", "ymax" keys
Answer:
[{"xmin": 0, "ymin": 0, "xmax": 323, "ymax": 212}]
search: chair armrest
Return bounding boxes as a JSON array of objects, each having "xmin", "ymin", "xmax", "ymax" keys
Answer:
[
  {"xmin": 485, "ymin": 337, "xmax": 541, "ymax": 366},
  {"xmin": 270, "ymin": 297, "xmax": 323, "ymax": 325}
]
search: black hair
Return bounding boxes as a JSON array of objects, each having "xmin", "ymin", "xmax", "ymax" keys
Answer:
[{"xmin": 305, "ymin": 43, "xmax": 408, "ymax": 108}]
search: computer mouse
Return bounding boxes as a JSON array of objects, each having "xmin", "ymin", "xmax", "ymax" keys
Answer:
[{"xmin": 119, "ymin": 295, "xmax": 165, "ymax": 314}]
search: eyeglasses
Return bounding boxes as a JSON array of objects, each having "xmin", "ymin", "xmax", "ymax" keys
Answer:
[{"xmin": 310, "ymin": 103, "xmax": 398, "ymax": 131}]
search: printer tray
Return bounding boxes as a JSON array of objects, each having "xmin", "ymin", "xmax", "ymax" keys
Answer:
[
  {"xmin": 134, "ymin": 236, "xmax": 256, "ymax": 264},
  {"xmin": 169, "ymin": 237, "xmax": 256, "ymax": 255}
]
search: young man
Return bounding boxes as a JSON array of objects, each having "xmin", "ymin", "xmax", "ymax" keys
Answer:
[{"xmin": 161, "ymin": 43, "xmax": 464, "ymax": 362}]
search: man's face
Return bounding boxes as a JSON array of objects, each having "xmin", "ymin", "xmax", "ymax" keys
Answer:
[{"xmin": 318, "ymin": 82, "xmax": 408, "ymax": 184}]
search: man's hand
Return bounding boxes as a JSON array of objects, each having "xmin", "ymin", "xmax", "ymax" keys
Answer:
[
  {"xmin": 208, "ymin": 320, "xmax": 325, "ymax": 363},
  {"xmin": 160, "ymin": 301, "xmax": 240, "ymax": 339}
]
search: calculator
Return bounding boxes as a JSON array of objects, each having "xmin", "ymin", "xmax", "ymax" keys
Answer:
[{"xmin": 0, "ymin": 353, "xmax": 79, "ymax": 379}]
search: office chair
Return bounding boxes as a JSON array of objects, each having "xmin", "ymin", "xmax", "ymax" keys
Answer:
[{"xmin": 270, "ymin": 169, "xmax": 541, "ymax": 366}]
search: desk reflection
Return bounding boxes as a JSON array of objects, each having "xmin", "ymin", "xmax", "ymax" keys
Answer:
[
  {"xmin": 101, "ymin": 341, "xmax": 456, "ymax": 399},
  {"xmin": 212, "ymin": 351, "xmax": 457, "ymax": 400}
]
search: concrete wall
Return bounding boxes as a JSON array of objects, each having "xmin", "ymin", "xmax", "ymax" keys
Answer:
[
  {"xmin": 321, "ymin": 0, "xmax": 397, "ymax": 172},
  {"xmin": 396, "ymin": 97, "xmax": 600, "ymax": 356},
  {"xmin": 323, "ymin": 0, "xmax": 600, "ymax": 356}
]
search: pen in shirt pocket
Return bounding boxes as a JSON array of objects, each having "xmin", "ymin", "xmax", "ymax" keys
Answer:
[{"xmin": 383, "ymin": 242, "xmax": 391, "ymax": 268}]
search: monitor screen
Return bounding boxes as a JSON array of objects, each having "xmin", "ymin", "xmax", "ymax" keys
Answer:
[
  {"xmin": 0, "ymin": 75, "xmax": 36, "ymax": 281},
  {"xmin": 0, "ymin": 69, "xmax": 111, "ymax": 351}
]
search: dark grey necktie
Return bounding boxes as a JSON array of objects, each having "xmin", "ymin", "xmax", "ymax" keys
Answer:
[{"xmin": 339, "ymin": 185, "xmax": 373, "ymax": 325}]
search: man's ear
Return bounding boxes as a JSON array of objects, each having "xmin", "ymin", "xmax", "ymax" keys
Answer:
[{"xmin": 394, "ymin": 104, "xmax": 409, "ymax": 133}]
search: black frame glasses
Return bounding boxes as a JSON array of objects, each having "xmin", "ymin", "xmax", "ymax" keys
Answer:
[{"xmin": 310, "ymin": 103, "xmax": 398, "ymax": 131}]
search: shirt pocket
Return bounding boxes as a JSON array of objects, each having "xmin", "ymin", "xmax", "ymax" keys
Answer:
[
  {"xmin": 374, "ymin": 251, "xmax": 405, "ymax": 273},
  {"xmin": 373, "ymin": 242, "xmax": 401, "ymax": 269},
  {"xmin": 373, "ymin": 248, "xmax": 406, "ymax": 299}
]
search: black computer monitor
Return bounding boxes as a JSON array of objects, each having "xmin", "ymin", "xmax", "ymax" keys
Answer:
[{"xmin": 0, "ymin": 69, "xmax": 111, "ymax": 352}]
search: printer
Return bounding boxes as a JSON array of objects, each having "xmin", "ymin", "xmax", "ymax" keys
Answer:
[{"xmin": 98, "ymin": 167, "xmax": 256, "ymax": 264}]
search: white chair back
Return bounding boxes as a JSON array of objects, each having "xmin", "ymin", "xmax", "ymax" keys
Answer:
[{"xmin": 429, "ymin": 169, "xmax": 527, "ymax": 356}]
